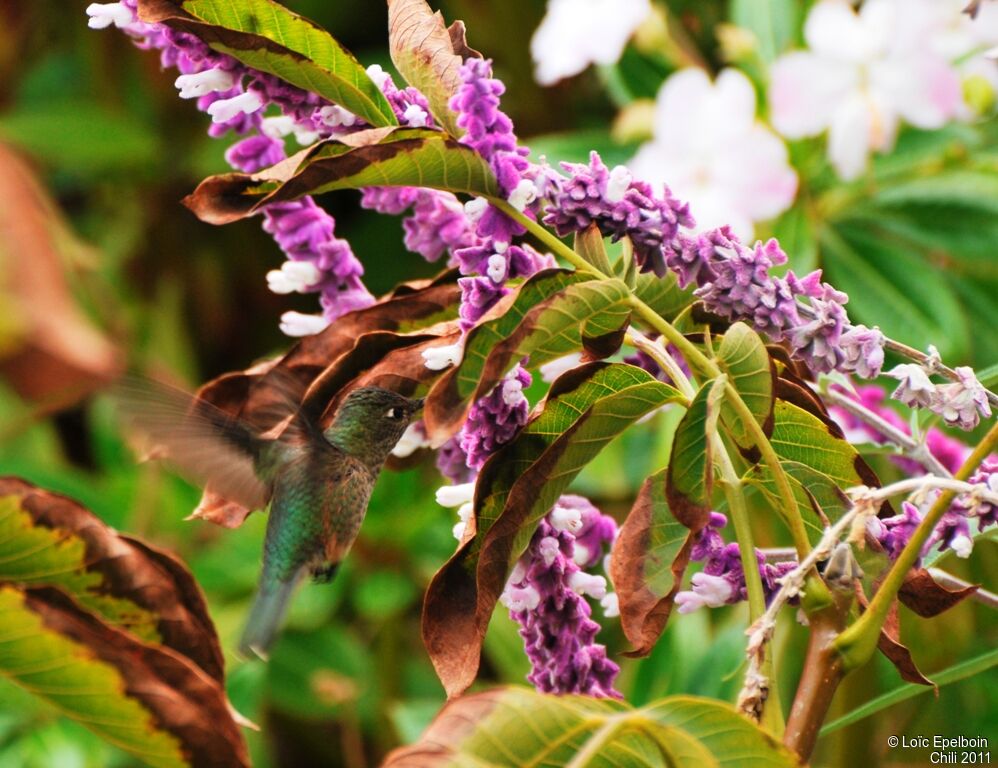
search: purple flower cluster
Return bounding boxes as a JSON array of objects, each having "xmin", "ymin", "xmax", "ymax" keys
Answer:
[
  {"xmin": 500, "ymin": 496, "xmax": 621, "ymax": 697},
  {"xmin": 869, "ymin": 458, "xmax": 998, "ymax": 563},
  {"xmin": 829, "ymin": 385, "xmax": 971, "ymax": 475},
  {"xmin": 545, "ymin": 152, "xmax": 694, "ymax": 277},
  {"xmin": 886, "ymin": 363, "xmax": 992, "ymax": 431},
  {"xmin": 461, "ymin": 365, "xmax": 533, "ymax": 470},
  {"xmin": 674, "ymin": 513, "xmax": 797, "ymax": 614},
  {"xmin": 87, "ymin": 1, "xmax": 379, "ymax": 330},
  {"xmin": 668, "ymin": 226, "xmax": 885, "ymax": 376}
]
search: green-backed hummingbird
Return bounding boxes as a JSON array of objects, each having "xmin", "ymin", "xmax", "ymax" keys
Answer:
[{"xmin": 116, "ymin": 379, "xmax": 423, "ymax": 659}]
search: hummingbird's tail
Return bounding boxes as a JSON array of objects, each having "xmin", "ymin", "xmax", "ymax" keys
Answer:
[{"xmin": 238, "ymin": 576, "xmax": 299, "ymax": 660}]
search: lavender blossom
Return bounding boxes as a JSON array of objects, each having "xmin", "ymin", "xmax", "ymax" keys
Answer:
[
  {"xmin": 461, "ymin": 366, "xmax": 532, "ymax": 470},
  {"xmin": 885, "ymin": 361, "xmax": 992, "ymax": 431},
  {"xmin": 674, "ymin": 512, "xmax": 798, "ymax": 613},
  {"xmin": 500, "ymin": 496, "xmax": 621, "ymax": 697},
  {"xmin": 545, "ymin": 152, "xmax": 693, "ymax": 276},
  {"xmin": 670, "ymin": 227, "xmax": 885, "ymax": 377},
  {"xmin": 360, "ymin": 187, "xmax": 478, "ymax": 263}
]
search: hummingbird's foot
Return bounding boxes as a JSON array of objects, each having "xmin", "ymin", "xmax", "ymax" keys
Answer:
[{"xmin": 311, "ymin": 563, "xmax": 340, "ymax": 584}]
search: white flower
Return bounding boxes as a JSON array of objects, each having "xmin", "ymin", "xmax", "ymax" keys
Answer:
[
  {"xmin": 568, "ymin": 571, "xmax": 607, "ymax": 599},
  {"xmin": 600, "ymin": 592, "xmax": 620, "ymax": 617},
  {"xmin": 391, "ymin": 422, "xmax": 431, "ymax": 458},
  {"xmin": 464, "ymin": 197, "xmax": 489, "ymax": 223},
  {"xmin": 572, "ymin": 542, "xmax": 591, "ymax": 567},
  {"xmin": 549, "ymin": 504, "xmax": 584, "ymax": 533},
  {"xmin": 630, "ymin": 68, "xmax": 797, "ymax": 240},
  {"xmin": 530, "ymin": 0, "xmax": 652, "ymax": 85},
  {"xmin": 486, "ymin": 254, "xmax": 507, "ymax": 284},
  {"xmin": 403, "ymin": 104, "xmax": 429, "ymax": 128},
  {"xmin": 421, "ymin": 341, "xmax": 464, "ymax": 370},
  {"xmin": 500, "ymin": 584, "xmax": 541, "ymax": 612},
  {"xmin": 86, "ymin": 2, "xmax": 133, "ymax": 29},
  {"xmin": 279, "ymin": 311, "xmax": 329, "ymax": 337},
  {"xmin": 266, "ymin": 260, "xmax": 322, "ymax": 294},
  {"xmin": 769, "ymin": 0, "xmax": 962, "ymax": 180},
  {"xmin": 365, "ymin": 64, "xmax": 391, "ymax": 91},
  {"xmin": 674, "ymin": 573, "xmax": 733, "ymax": 614},
  {"xmin": 885, "ymin": 363, "xmax": 936, "ymax": 408},
  {"xmin": 605, "ymin": 166, "xmax": 632, "ymax": 203},
  {"xmin": 318, "ymin": 105, "xmax": 358, "ymax": 128},
  {"xmin": 206, "ymin": 91, "xmax": 264, "ymax": 124},
  {"xmin": 507, "ymin": 178, "xmax": 537, "ymax": 212},
  {"xmin": 539, "ymin": 353, "xmax": 583, "ymax": 382},
  {"xmin": 175, "ymin": 68, "xmax": 236, "ymax": 99},
  {"xmin": 500, "ymin": 374, "xmax": 526, "ymax": 407},
  {"xmin": 951, "ymin": 533, "xmax": 974, "ymax": 559},
  {"xmin": 539, "ymin": 536, "xmax": 561, "ymax": 566},
  {"xmin": 435, "ymin": 482, "xmax": 476, "ymax": 507}
]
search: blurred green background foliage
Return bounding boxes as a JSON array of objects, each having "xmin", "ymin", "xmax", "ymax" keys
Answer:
[{"xmin": 0, "ymin": 1, "xmax": 996, "ymax": 766}]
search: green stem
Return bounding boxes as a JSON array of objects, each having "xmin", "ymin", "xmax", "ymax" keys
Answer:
[{"xmin": 834, "ymin": 420, "xmax": 998, "ymax": 670}]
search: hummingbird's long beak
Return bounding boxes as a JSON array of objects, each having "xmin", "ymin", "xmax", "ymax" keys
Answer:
[{"xmin": 412, "ymin": 397, "xmax": 425, "ymax": 411}]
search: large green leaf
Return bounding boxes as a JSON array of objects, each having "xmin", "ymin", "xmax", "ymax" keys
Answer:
[
  {"xmin": 872, "ymin": 170, "xmax": 998, "ymax": 214},
  {"xmin": 767, "ymin": 400, "xmax": 865, "ymax": 491},
  {"xmin": 423, "ymin": 363, "xmax": 683, "ymax": 697},
  {"xmin": 185, "ymin": 129, "xmax": 498, "ymax": 224},
  {"xmin": 137, "ymin": 0, "xmax": 397, "ymax": 127},
  {"xmin": 0, "ymin": 480, "xmax": 247, "ymax": 767},
  {"xmin": 611, "ymin": 469, "xmax": 702, "ymax": 656},
  {"xmin": 716, "ymin": 323, "xmax": 774, "ymax": 450},
  {"xmin": 384, "ymin": 687, "xmax": 795, "ymax": 767},
  {"xmin": 423, "ymin": 269, "xmax": 632, "ymax": 441},
  {"xmin": 387, "ymin": 0, "xmax": 473, "ymax": 136},
  {"xmin": 667, "ymin": 378, "xmax": 724, "ymax": 527}
]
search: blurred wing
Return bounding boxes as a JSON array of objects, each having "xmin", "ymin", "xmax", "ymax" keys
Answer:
[{"xmin": 113, "ymin": 376, "xmax": 272, "ymax": 511}]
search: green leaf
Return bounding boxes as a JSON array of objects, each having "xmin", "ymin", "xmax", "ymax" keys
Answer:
[
  {"xmin": 423, "ymin": 363, "xmax": 683, "ymax": 697},
  {"xmin": 667, "ymin": 377, "xmax": 725, "ymax": 527},
  {"xmin": 0, "ymin": 587, "xmax": 189, "ymax": 768},
  {"xmin": 575, "ymin": 224, "xmax": 614, "ymax": 275},
  {"xmin": 821, "ymin": 646, "xmax": 998, "ymax": 736},
  {"xmin": 729, "ymin": 0, "xmax": 799, "ymax": 62},
  {"xmin": 716, "ymin": 323, "xmax": 774, "ymax": 450},
  {"xmin": 744, "ymin": 460, "xmax": 848, "ymax": 544},
  {"xmin": 384, "ymin": 687, "xmax": 796, "ymax": 767},
  {"xmin": 819, "ymin": 226, "xmax": 967, "ymax": 359},
  {"xmin": 768, "ymin": 400, "xmax": 865, "ymax": 491},
  {"xmin": 387, "ymin": 0, "xmax": 472, "ymax": 136},
  {"xmin": 423, "ymin": 269, "xmax": 632, "ymax": 441},
  {"xmin": 0, "ymin": 479, "xmax": 248, "ymax": 767},
  {"xmin": 873, "ymin": 170, "xmax": 998, "ymax": 214},
  {"xmin": 633, "ymin": 269, "xmax": 694, "ymax": 321},
  {"xmin": 185, "ymin": 129, "xmax": 498, "ymax": 224},
  {"xmin": 611, "ymin": 468, "xmax": 702, "ymax": 656},
  {"xmin": 140, "ymin": 0, "xmax": 397, "ymax": 127}
]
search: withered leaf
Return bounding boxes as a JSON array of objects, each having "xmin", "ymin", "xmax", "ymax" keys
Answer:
[
  {"xmin": 898, "ymin": 567, "xmax": 979, "ymax": 618},
  {"xmin": 610, "ymin": 471, "xmax": 703, "ymax": 657}
]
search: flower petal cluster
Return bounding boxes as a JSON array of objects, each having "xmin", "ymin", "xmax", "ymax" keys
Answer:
[
  {"xmin": 544, "ymin": 152, "xmax": 693, "ymax": 276},
  {"xmin": 769, "ymin": 0, "xmax": 965, "ymax": 179},
  {"xmin": 500, "ymin": 496, "xmax": 621, "ymax": 697},
  {"xmin": 669, "ymin": 226, "xmax": 883, "ymax": 375},
  {"xmin": 885, "ymin": 362, "xmax": 992, "ymax": 430},
  {"xmin": 461, "ymin": 366, "xmax": 533, "ymax": 471},
  {"xmin": 675, "ymin": 513, "xmax": 797, "ymax": 614},
  {"xmin": 631, "ymin": 68, "xmax": 797, "ymax": 240},
  {"xmin": 530, "ymin": 0, "xmax": 652, "ymax": 86},
  {"xmin": 360, "ymin": 187, "xmax": 478, "ymax": 263}
]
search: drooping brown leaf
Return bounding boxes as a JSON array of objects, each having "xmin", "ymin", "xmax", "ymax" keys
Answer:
[
  {"xmin": 0, "ymin": 143, "xmax": 121, "ymax": 409},
  {"xmin": 19, "ymin": 585, "xmax": 249, "ymax": 766},
  {"xmin": 610, "ymin": 471, "xmax": 703, "ymax": 656},
  {"xmin": 387, "ymin": 0, "xmax": 479, "ymax": 136},
  {"xmin": 876, "ymin": 596, "xmax": 934, "ymax": 687},
  {"xmin": 898, "ymin": 567, "xmax": 979, "ymax": 618},
  {"xmin": 0, "ymin": 477, "xmax": 225, "ymax": 682}
]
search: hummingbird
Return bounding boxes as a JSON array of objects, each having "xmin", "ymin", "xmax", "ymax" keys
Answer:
[{"xmin": 115, "ymin": 377, "xmax": 423, "ymax": 659}]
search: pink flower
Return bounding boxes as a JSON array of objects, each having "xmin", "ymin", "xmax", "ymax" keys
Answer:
[
  {"xmin": 769, "ymin": 0, "xmax": 962, "ymax": 180},
  {"xmin": 630, "ymin": 68, "xmax": 797, "ymax": 241}
]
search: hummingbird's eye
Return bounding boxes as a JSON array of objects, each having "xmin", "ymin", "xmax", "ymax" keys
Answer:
[{"xmin": 385, "ymin": 406, "xmax": 405, "ymax": 420}]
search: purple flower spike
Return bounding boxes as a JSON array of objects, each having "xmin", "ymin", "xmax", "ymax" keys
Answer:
[
  {"xmin": 501, "ymin": 497, "xmax": 621, "ymax": 697},
  {"xmin": 461, "ymin": 365, "xmax": 532, "ymax": 469},
  {"xmin": 361, "ymin": 187, "xmax": 478, "ymax": 263},
  {"xmin": 545, "ymin": 152, "xmax": 693, "ymax": 276}
]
